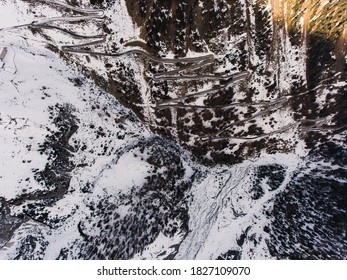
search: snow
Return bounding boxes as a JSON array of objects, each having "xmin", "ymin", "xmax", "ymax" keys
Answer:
[
  {"xmin": 0, "ymin": 0, "xmax": 151, "ymax": 258},
  {"xmin": 176, "ymin": 153, "xmax": 302, "ymax": 260},
  {"xmin": 132, "ymin": 232, "xmax": 183, "ymax": 260},
  {"xmin": 0, "ymin": 0, "xmax": 343, "ymax": 260},
  {"xmin": 0, "ymin": 37, "xmax": 54, "ymax": 199},
  {"xmin": 93, "ymin": 149, "xmax": 152, "ymax": 197},
  {"xmin": 106, "ymin": 0, "xmax": 140, "ymax": 41}
]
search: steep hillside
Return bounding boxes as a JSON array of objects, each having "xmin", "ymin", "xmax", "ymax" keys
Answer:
[{"xmin": 113, "ymin": 0, "xmax": 346, "ymax": 164}]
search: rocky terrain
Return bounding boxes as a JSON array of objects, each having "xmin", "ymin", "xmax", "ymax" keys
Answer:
[{"xmin": 0, "ymin": 0, "xmax": 346, "ymax": 259}]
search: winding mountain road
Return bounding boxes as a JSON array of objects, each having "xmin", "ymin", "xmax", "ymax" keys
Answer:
[{"xmin": 3, "ymin": 0, "xmax": 341, "ymax": 142}]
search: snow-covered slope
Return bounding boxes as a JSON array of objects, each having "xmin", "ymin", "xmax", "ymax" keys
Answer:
[{"xmin": 0, "ymin": 0, "xmax": 346, "ymax": 259}]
